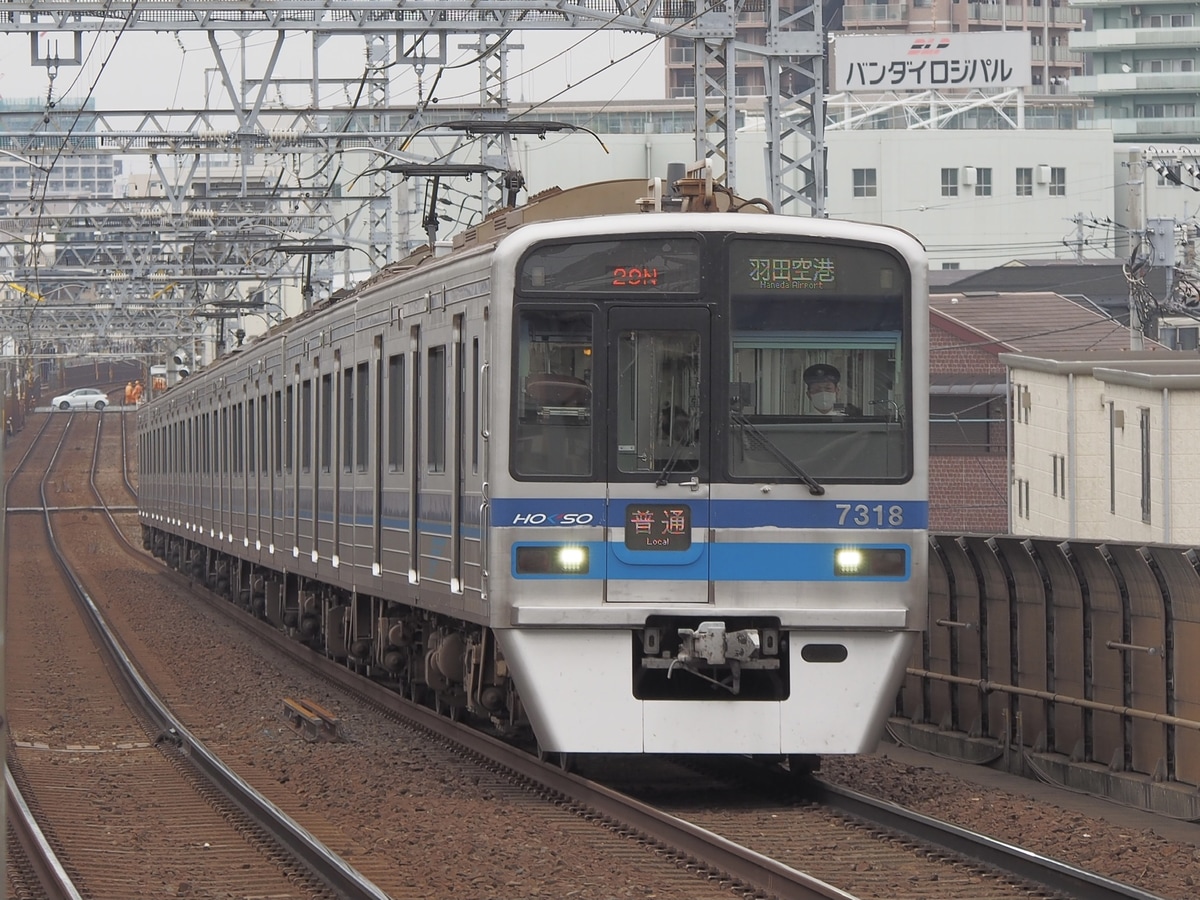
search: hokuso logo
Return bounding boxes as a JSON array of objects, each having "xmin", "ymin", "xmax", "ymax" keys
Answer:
[{"xmin": 510, "ymin": 512, "xmax": 595, "ymax": 526}]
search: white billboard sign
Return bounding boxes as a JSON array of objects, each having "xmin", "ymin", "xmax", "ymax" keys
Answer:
[{"xmin": 832, "ymin": 33, "xmax": 1032, "ymax": 92}]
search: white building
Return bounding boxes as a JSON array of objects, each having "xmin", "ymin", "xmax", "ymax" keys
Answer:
[
  {"xmin": 1068, "ymin": 0, "xmax": 1200, "ymax": 142},
  {"xmin": 496, "ymin": 99, "xmax": 1199, "ymax": 271},
  {"xmin": 503, "ymin": 121, "xmax": 1122, "ymax": 271},
  {"xmin": 1001, "ymin": 352, "xmax": 1200, "ymax": 543},
  {"xmin": 821, "ymin": 129, "xmax": 1119, "ymax": 271}
]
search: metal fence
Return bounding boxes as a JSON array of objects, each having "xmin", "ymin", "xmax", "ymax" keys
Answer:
[{"xmin": 899, "ymin": 534, "xmax": 1200, "ymax": 809}]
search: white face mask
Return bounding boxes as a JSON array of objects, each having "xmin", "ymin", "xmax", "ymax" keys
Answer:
[{"xmin": 811, "ymin": 390, "xmax": 836, "ymax": 413}]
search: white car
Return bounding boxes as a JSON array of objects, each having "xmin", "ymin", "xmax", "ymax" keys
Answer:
[{"xmin": 51, "ymin": 387, "xmax": 109, "ymax": 411}]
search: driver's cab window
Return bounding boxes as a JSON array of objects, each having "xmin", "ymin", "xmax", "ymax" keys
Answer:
[
  {"xmin": 513, "ymin": 309, "xmax": 593, "ymax": 477},
  {"xmin": 616, "ymin": 329, "xmax": 701, "ymax": 475},
  {"xmin": 725, "ymin": 237, "xmax": 912, "ymax": 482},
  {"xmin": 730, "ymin": 344, "xmax": 899, "ymax": 421},
  {"xmin": 729, "ymin": 332, "xmax": 909, "ymax": 482}
]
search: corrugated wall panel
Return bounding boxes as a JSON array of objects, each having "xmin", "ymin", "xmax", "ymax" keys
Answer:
[
  {"xmin": 1145, "ymin": 547, "xmax": 1200, "ymax": 786},
  {"xmin": 1061, "ymin": 542, "xmax": 1124, "ymax": 767},
  {"xmin": 1027, "ymin": 539, "xmax": 1086, "ymax": 758},
  {"xmin": 1106, "ymin": 544, "xmax": 1168, "ymax": 777},
  {"xmin": 962, "ymin": 535, "xmax": 1014, "ymax": 741},
  {"xmin": 932, "ymin": 536, "xmax": 983, "ymax": 734},
  {"xmin": 993, "ymin": 538, "xmax": 1049, "ymax": 747}
]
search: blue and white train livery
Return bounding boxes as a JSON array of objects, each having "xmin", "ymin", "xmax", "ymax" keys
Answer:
[{"xmin": 138, "ymin": 176, "xmax": 928, "ymax": 763}]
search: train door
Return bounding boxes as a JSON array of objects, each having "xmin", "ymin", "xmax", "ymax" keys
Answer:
[{"xmin": 605, "ymin": 306, "xmax": 710, "ymax": 604}]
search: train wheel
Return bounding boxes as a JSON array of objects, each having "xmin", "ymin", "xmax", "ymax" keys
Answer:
[
  {"xmin": 787, "ymin": 754, "xmax": 819, "ymax": 780},
  {"xmin": 435, "ymin": 694, "xmax": 462, "ymax": 721},
  {"xmin": 535, "ymin": 746, "xmax": 573, "ymax": 772},
  {"xmin": 408, "ymin": 679, "xmax": 427, "ymax": 706}
]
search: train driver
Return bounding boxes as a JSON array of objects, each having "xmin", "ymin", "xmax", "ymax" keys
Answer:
[{"xmin": 803, "ymin": 363, "xmax": 860, "ymax": 416}]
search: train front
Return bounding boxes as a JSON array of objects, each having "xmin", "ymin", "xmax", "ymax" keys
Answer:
[{"xmin": 487, "ymin": 214, "xmax": 928, "ymax": 758}]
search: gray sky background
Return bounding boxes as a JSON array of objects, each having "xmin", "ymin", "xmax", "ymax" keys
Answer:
[{"xmin": 0, "ymin": 29, "xmax": 667, "ymax": 112}]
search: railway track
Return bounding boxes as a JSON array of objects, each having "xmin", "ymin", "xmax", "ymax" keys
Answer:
[
  {"xmin": 166, "ymin": 577, "xmax": 1171, "ymax": 900},
  {"xmin": 4, "ymin": 410, "xmax": 387, "ymax": 900},
  {"xmin": 5, "ymin": 408, "xmax": 1178, "ymax": 900},
  {"xmin": 6, "ymin": 767, "xmax": 83, "ymax": 900}
]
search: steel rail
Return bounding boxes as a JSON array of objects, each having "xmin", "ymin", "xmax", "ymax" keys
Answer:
[
  {"xmin": 163, "ymin": 541, "xmax": 1175, "ymax": 900},
  {"xmin": 96, "ymin": 416, "xmax": 867, "ymax": 900},
  {"xmin": 814, "ymin": 780, "xmax": 1168, "ymax": 900},
  {"xmin": 36, "ymin": 417, "xmax": 392, "ymax": 900},
  {"xmin": 5, "ymin": 767, "xmax": 86, "ymax": 900},
  {"xmin": 199, "ymin": 597, "xmax": 864, "ymax": 900}
]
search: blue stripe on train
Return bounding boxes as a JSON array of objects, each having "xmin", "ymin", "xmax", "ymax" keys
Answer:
[{"xmin": 512, "ymin": 541, "xmax": 912, "ymax": 581}]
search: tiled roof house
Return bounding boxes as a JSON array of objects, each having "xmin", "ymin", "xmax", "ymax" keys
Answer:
[{"xmin": 928, "ymin": 291, "xmax": 1176, "ymax": 533}]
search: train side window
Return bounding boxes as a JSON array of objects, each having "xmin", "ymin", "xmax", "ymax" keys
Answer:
[
  {"xmin": 320, "ymin": 372, "xmax": 333, "ymax": 474},
  {"xmin": 472, "ymin": 337, "xmax": 480, "ymax": 474},
  {"xmin": 301, "ymin": 379, "xmax": 313, "ymax": 473},
  {"xmin": 285, "ymin": 385, "xmax": 294, "ymax": 473},
  {"xmin": 428, "ymin": 345, "xmax": 447, "ymax": 474},
  {"xmin": 387, "ymin": 354, "xmax": 405, "ymax": 472},
  {"xmin": 343, "ymin": 364, "xmax": 355, "ymax": 474},
  {"xmin": 234, "ymin": 402, "xmax": 244, "ymax": 474},
  {"xmin": 259, "ymin": 394, "xmax": 269, "ymax": 474},
  {"xmin": 248, "ymin": 398, "xmax": 256, "ymax": 474},
  {"xmin": 356, "ymin": 361, "xmax": 369, "ymax": 472},
  {"xmin": 275, "ymin": 389, "xmax": 284, "ymax": 475},
  {"xmin": 513, "ymin": 308, "xmax": 593, "ymax": 478}
]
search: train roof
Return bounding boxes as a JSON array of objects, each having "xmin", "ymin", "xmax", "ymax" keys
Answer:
[{"xmin": 202, "ymin": 175, "xmax": 917, "ymax": 364}]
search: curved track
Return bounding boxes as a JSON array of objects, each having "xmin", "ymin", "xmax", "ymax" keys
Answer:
[{"xmin": 4, "ymin": 411, "xmax": 386, "ymax": 900}]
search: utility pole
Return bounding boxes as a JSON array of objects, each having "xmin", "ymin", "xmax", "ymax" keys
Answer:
[
  {"xmin": 1127, "ymin": 150, "xmax": 1145, "ymax": 350},
  {"xmin": 1070, "ymin": 212, "xmax": 1085, "ymax": 262}
]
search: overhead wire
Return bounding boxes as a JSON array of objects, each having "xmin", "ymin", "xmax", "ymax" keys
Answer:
[
  {"xmin": 23, "ymin": 4, "xmax": 142, "ymax": 306},
  {"xmin": 16, "ymin": 17, "xmax": 1197, "ymax": 346},
  {"xmin": 390, "ymin": 3, "xmax": 723, "ymax": 170}
]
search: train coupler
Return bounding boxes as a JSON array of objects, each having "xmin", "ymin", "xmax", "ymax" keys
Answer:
[{"xmin": 639, "ymin": 621, "xmax": 781, "ymax": 696}]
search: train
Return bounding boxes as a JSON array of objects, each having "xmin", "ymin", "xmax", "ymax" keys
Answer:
[{"xmin": 138, "ymin": 172, "xmax": 929, "ymax": 764}]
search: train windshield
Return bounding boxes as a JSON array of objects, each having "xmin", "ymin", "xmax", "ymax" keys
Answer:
[
  {"xmin": 727, "ymin": 238, "xmax": 912, "ymax": 482},
  {"xmin": 512, "ymin": 232, "xmax": 914, "ymax": 485}
]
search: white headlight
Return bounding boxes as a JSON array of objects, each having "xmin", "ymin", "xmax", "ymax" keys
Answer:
[
  {"xmin": 835, "ymin": 548, "xmax": 863, "ymax": 573},
  {"xmin": 558, "ymin": 546, "xmax": 587, "ymax": 571}
]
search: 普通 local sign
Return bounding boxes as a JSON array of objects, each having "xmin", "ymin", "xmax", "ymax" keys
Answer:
[{"xmin": 831, "ymin": 33, "xmax": 1032, "ymax": 92}]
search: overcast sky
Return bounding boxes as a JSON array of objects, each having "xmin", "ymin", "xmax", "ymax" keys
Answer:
[{"xmin": 0, "ymin": 29, "xmax": 667, "ymax": 112}]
